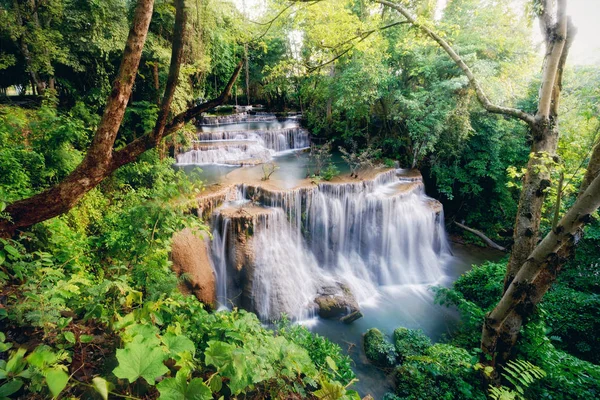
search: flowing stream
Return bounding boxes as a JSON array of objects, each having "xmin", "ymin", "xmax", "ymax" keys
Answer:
[{"xmin": 178, "ymin": 113, "xmax": 504, "ymax": 397}]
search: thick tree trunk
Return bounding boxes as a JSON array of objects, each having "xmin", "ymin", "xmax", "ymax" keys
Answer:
[
  {"xmin": 504, "ymin": 9, "xmax": 573, "ymax": 291},
  {"xmin": 503, "ymin": 119, "xmax": 559, "ymax": 290},
  {"xmin": 0, "ymin": 0, "xmax": 155, "ymax": 237},
  {"xmin": 482, "ymin": 143, "xmax": 600, "ymax": 369},
  {"xmin": 0, "ymin": 61, "xmax": 243, "ymax": 238},
  {"xmin": 0, "ymin": 0, "xmax": 243, "ymax": 238},
  {"xmin": 374, "ymin": 0, "xmax": 588, "ymax": 375}
]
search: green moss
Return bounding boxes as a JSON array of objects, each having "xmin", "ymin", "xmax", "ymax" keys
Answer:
[{"xmin": 363, "ymin": 328, "xmax": 397, "ymax": 368}]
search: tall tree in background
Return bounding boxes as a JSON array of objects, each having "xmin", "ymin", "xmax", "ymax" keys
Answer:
[
  {"xmin": 376, "ymin": 0, "xmax": 600, "ymax": 376},
  {"xmin": 0, "ymin": 0, "xmax": 243, "ymax": 237}
]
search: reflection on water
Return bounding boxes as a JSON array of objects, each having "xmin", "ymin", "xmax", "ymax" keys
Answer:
[
  {"xmin": 177, "ymin": 150, "xmax": 350, "ymax": 186},
  {"xmin": 309, "ymin": 244, "xmax": 504, "ymax": 398}
]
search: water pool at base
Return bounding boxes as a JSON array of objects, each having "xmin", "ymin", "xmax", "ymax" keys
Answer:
[{"xmin": 177, "ymin": 116, "xmax": 504, "ymax": 398}]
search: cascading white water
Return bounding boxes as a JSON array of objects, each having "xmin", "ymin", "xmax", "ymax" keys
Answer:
[
  {"xmin": 209, "ymin": 169, "xmax": 450, "ymax": 321},
  {"xmin": 211, "ymin": 217, "xmax": 230, "ymax": 307},
  {"xmin": 250, "ymin": 210, "xmax": 325, "ymax": 320},
  {"xmin": 176, "ymin": 115, "xmax": 310, "ymax": 165},
  {"xmin": 304, "ymin": 181, "xmax": 449, "ymax": 302},
  {"xmin": 201, "ymin": 112, "xmax": 277, "ymax": 125},
  {"xmin": 176, "ymin": 143, "xmax": 275, "ymax": 165}
]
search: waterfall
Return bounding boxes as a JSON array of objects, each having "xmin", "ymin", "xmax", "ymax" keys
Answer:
[
  {"xmin": 208, "ymin": 169, "xmax": 450, "ymax": 321},
  {"xmin": 211, "ymin": 216, "xmax": 231, "ymax": 307},
  {"xmin": 176, "ymin": 125, "xmax": 310, "ymax": 165},
  {"xmin": 176, "ymin": 143, "xmax": 275, "ymax": 165},
  {"xmin": 201, "ymin": 112, "xmax": 278, "ymax": 125},
  {"xmin": 250, "ymin": 210, "xmax": 324, "ymax": 320}
]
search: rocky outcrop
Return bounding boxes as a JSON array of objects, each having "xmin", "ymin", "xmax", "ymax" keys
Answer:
[
  {"xmin": 171, "ymin": 228, "xmax": 216, "ymax": 307},
  {"xmin": 314, "ymin": 283, "xmax": 361, "ymax": 322},
  {"xmin": 363, "ymin": 328, "xmax": 398, "ymax": 369}
]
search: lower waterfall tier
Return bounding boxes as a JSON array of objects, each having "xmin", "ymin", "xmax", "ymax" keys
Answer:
[{"xmin": 205, "ymin": 168, "xmax": 451, "ymax": 321}]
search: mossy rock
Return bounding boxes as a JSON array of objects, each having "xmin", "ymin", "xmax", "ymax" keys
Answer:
[{"xmin": 363, "ymin": 328, "xmax": 398, "ymax": 368}]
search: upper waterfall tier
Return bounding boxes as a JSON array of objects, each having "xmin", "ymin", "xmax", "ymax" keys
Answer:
[
  {"xmin": 203, "ymin": 168, "xmax": 451, "ymax": 321},
  {"xmin": 176, "ymin": 115, "xmax": 310, "ymax": 165}
]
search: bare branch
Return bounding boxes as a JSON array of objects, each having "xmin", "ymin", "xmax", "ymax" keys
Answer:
[
  {"xmin": 454, "ymin": 221, "xmax": 507, "ymax": 252},
  {"xmin": 374, "ymin": 0, "xmax": 535, "ymax": 125}
]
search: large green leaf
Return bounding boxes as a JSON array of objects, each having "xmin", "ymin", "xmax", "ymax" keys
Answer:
[
  {"xmin": 157, "ymin": 371, "xmax": 212, "ymax": 400},
  {"xmin": 112, "ymin": 335, "xmax": 168, "ymax": 384},
  {"xmin": 0, "ymin": 379, "xmax": 23, "ymax": 397},
  {"xmin": 204, "ymin": 341, "xmax": 255, "ymax": 394},
  {"xmin": 161, "ymin": 332, "xmax": 195, "ymax": 358},
  {"xmin": 44, "ymin": 367, "xmax": 69, "ymax": 398}
]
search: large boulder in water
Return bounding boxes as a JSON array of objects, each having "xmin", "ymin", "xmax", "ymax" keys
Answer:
[
  {"xmin": 363, "ymin": 328, "xmax": 398, "ymax": 368},
  {"xmin": 171, "ymin": 228, "xmax": 216, "ymax": 308},
  {"xmin": 315, "ymin": 284, "xmax": 361, "ymax": 322}
]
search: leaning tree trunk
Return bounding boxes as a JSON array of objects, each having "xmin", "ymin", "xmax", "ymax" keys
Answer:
[
  {"xmin": 0, "ymin": 0, "xmax": 155, "ymax": 237},
  {"xmin": 374, "ymin": 0, "xmax": 583, "ymax": 375},
  {"xmin": 482, "ymin": 138, "xmax": 600, "ymax": 369},
  {"xmin": 0, "ymin": 0, "xmax": 243, "ymax": 238}
]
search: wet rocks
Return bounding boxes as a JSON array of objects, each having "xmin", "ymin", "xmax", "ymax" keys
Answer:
[{"xmin": 314, "ymin": 284, "xmax": 362, "ymax": 322}]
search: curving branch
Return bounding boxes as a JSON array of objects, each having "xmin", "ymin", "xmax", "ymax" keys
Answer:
[
  {"xmin": 110, "ymin": 61, "xmax": 244, "ymax": 170},
  {"xmin": 374, "ymin": 0, "xmax": 535, "ymax": 125},
  {"xmin": 0, "ymin": 1, "xmax": 243, "ymax": 238},
  {"xmin": 306, "ymin": 20, "xmax": 409, "ymax": 72}
]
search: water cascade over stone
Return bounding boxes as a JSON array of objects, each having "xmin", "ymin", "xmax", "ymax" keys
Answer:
[
  {"xmin": 177, "ymin": 114, "xmax": 309, "ymax": 165},
  {"xmin": 206, "ymin": 169, "xmax": 450, "ymax": 321}
]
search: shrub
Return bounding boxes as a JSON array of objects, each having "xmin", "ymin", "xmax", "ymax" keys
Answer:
[
  {"xmin": 393, "ymin": 327, "xmax": 432, "ymax": 360},
  {"xmin": 394, "ymin": 344, "xmax": 483, "ymax": 400},
  {"xmin": 363, "ymin": 328, "xmax": 398, "ymax": 368}
]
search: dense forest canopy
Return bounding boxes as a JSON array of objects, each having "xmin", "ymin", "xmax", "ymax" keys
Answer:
[{"xmin": 0, "ymin": 0, "xmax": 599, "ymax": 399}]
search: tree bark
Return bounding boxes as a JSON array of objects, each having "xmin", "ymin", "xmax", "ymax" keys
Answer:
[
  {"xmin": 504, "ymin": 4, "xmax": 573, "ymax": 291},
  {"xmin": 481, "ymin": 142, "xmax": 600, "ymax": 369},
  {"xmin": 0, "ymin": 0, "xmax": 155, "ymax": 236},
  {"xmin": 374, "ymin": 0, "xmax": 585, "ymax": 374},
  {"xmin": 0, "ymin": 0, "xmax": 243, "ymax": 238}
]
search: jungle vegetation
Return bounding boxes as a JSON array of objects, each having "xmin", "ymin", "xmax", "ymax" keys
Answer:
[{"xmin": 0, "ymin": 0, "xmax": 599, "ymax": 398}]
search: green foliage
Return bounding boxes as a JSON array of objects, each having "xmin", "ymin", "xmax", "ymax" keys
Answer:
[
  {"xmin": 433, "ymin": 260, "xmax": 506, "ymax": 348},
  {"xmin": 113, "ymin": 335, "xmax": 170, "ymax": 384},
  {"xmin": 156, "ymin": 370, "xmax": 212, "ymax": 400},
  {"xmin": 363, "ymin": 328, "xmax": 397, "ymax": 368},
  {"xmin": 499, "ymin": 359, "xmax": 545, "ymax": 397},
  {"xmin": 395, "ymin": 343, "xmax": 483, "ymax": 400},
  {"xmin": 278, "ymin": 321, "xmax": 356, "ymax": 385},
  {"xmin": 393, "ymin": 327, "xmax": 432, "ymax": 360},
  {"xmin": 434, "ymin": 253, "xmax": 600, "ymax": 399},
  {"xmin": 0, "ymin": 343, "xmax": 71, "ymax": 399}
]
